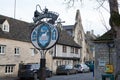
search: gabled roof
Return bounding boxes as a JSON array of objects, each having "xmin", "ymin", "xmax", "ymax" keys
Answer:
[
  {"xmin": 63, "ymin": 25, "xmax": 74, "ymax": 30},
  {"xmin": 0, "ymin": 15, "xmax": 81, "ymax": 48},
  {"xmin": 63, "ymin": 25, "xmax": 75, "ymax": 37},
  {"xmin": 94, "ymin": 29, "xmax": 115, "ymax": 43},
  {"xmin": 0, "ymin": 15, "xmax": 34, "ymax": 42},
  {"xmin": 57, "ymin": 28, "xmax": 81, "ymax": 48}
]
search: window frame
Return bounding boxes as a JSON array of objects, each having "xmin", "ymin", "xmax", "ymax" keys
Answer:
[
  {"xmin": 62, "ymin": 45, "xmax": 67, "ymax": 53},
  {"xmin": 14, "ymin": 47, "xmax": 20, "ymax": 55},
  {"xmin": 5, "ymin": 65, "xmax": 14, "ymax": 74},
  {"xmin": 75, "ymin": 48, "xmax": 78, "ymax": 54},
  {"xmin": 0, "ymin": 45, "xmax": 6, "ymax": 54},
  {"xmin": 3, "ymin": 24, "xmax": 9, "ymax": 32},
  {"xmin": 70, "ymin": 47, "xmax": 74, "ymax": 53},
  {"xmin": 31, "ymin": 48, "xmax": 36, "ymax": 56}
]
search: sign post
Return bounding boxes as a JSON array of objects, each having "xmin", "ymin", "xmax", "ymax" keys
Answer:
[
  {"xmin": 31, "ymin": 6, "xmax": 59, "ymax": 80},
  {"xmin": 39, "ymin": 50, "xmax": 47, "ymax": 80}
]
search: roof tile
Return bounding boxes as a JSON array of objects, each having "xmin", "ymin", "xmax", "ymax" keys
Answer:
[{"xmin": 0, "ymin": 15, "xmax": 81, "ymax": 48}]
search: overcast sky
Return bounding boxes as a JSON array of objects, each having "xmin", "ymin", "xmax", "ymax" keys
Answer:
[{"xmin": 0, "ymin": 0, "xmax": 112, "ymax": 35}]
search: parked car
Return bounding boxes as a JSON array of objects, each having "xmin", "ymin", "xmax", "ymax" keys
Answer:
[
  {"xmin": 74, "ymin": 64, "xmax": 82, "ymax": 73},
  {"xmin": 18, "ymin": 63, "xmax": 52, "ymax": 79},
  {"xmin": 74, "ymin": 63, "xmax": 90, "ymax": 73},
  {"xmin": 85, "ymin": 61, "xmax": 94, "ymax": 72},
  {"xmin": 56, "ymin": 64, "xmax": 77, "ymax": 75}
]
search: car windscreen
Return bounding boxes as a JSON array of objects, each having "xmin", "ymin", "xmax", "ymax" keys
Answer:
[
  {"xmin": 65, "ymin": 65, "xmax": 73, "ymax": 69},
  {"xmin": 21, "ymin": 65, "xmax": 31, "ymax": 69},
  {"xmin": 74, "ymin": 65, "xmax": 81, "ymax": 68},
  {"xmin": 57, "ymin": 65, "xmax": 65, "ymax": 70}
]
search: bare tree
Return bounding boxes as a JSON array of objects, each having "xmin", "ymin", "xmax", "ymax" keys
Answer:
[
  {"xmin": 108, "ymin": 0, "xmax": 120, "ymax": 80},
  {"xmin": 64, "ymin": 0, "xmax": 120, "ymax": 79}
]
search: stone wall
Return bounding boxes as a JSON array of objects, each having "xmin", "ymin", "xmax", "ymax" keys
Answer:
[
  {"xmin": 0, "ymin": 38, "xmax": 40, "ymax": 77},
  {"xmin": 94, "ymin": 43, "xmax": 115, "ymax": 80}
]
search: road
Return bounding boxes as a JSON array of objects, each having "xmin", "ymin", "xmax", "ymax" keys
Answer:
[
  {"xmin": 46, "ymin": 72, "xmax": 94, "ymax": 80},
  {"xmin": 0, "ymin": 72, "xmax": 94, "ymax": 80}
]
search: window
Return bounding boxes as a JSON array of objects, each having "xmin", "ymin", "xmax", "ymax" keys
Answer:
[
  {"xmin": 31, "ymin": 48, "xmax": 36, "ymax": 56},
  {"xmin": 75, "ymin": 48, "xmax": 78, "ymax": 54},
  {"xmin": 59, "ymin": 61, "xmax": 62, "ymax": 65},
  {"xmin": 70, "ymin": 47, "xmax": 74, "ymax": 53},
  {"xmin": 56, "ymin": 61, "xmax": 62, "ymax": 66},
  {"xmin": 5, "ymin": 65, "xmax": 14, "ymax": 74},
  {"xmin": 0, "ymin": 45, "xmax": 6, "ymax": 54},
  {"xmin": 56, "ymin": 61, "xmax": 58, "ymax": 66},
  {"xmin": 62, "ymin": 46, "xmax": 67, "ymax": 53},
  {"xmin": 65, "ymin": 61, "xmax": 67, "ymax": 65},
  {"xmin": 77, "ymin": 31, "xmax": 82, "ymax": 40},
  {"xmin": 14, "ymin": 47, "xmax": 20, "ymax": 55},
  {"xmin": 3, "ymin": 24, "xmax": 9, "ymax": 32}
]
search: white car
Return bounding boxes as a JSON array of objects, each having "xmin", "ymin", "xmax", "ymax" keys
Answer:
[{"xmin": 74, "ymin": 63, "xmax": 90, "ymax": 73}]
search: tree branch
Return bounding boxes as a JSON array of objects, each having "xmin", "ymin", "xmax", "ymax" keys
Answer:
[
  {"xmin": 96, "ymin": 0, "xmax": 109, "ymax": 13},
  {"xmin": 63, "ymin": 0, "xmax": 82, "ymax": 8},
  {"xmin": 99, "ymin": 10, "xmax": 109, "ymax": 31}
]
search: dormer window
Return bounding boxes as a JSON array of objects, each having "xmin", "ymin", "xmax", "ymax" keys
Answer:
[
  {"xmin": 3, "ymin": 24, "xmax": 9, "ymax": 32},
  {"xmin": 0, "ymin": 19, "xmax": 10, "ymax": 32}
]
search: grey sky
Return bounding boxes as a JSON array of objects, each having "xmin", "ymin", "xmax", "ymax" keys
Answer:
[{"xmin": 0, "ymin": 0, "xmax": 111, "ymax": 35}]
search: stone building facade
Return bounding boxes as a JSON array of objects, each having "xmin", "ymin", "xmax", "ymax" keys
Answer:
[
  {"xmin": 45, "ymin": 25, "xmax": 81, "ymax": 73},
  {"xmin": 0, "ymin": 38, "xmax": 40, "ymax": 77},
  {"xmin": 0, "ymin": 16, "xmax": 40, "ymax": 78},
  {"xmin": 94, "ymin": 29, "xmax": 116, "ymax": 80},
  {"xmin": 0, "ymin": 14, "xmax": 81, "ymax": 78},
  {"xmin": 86, "ymin": 30, "xmax": 97, "ymax": 61},
  {"xmin": 63, "ymin": 10, "xmax": 90, "ymax": 63}
]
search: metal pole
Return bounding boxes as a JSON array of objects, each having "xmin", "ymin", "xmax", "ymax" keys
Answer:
[
  {"xmin": 14, "ymin": 0, "xmax": 16, "ymax": 18},
  {"xmin": 108, "ymin": 47, "xmax": 110, "ymax": 64},
  {"xmin": 39, "ymin": 50, "xmax": 47, "ymax": 80}
]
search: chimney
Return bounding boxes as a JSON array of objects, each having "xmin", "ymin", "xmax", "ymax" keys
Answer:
[
  {"xmin": 57, "ymin": 18, "xmax": 65, "ymax": 30},
  {"xmin": 86, "ymin": 31, "xmax": 90, "ymax": 35},
  {"xmin": 57, "ymin": 22, "xmax": 63, "ymax": 30},
  {"xmin": 91, "ymin": 30, "xmax": 94, "ymax": 35}
]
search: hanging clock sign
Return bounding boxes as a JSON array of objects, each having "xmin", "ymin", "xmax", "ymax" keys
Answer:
[{"xmin": 31, "ymin": 22, "xmax": 59, "ymax": 50}]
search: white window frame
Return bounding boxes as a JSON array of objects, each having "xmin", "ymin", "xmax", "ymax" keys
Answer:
[
  {"xmin": 14, "ymin": 47, "xmax": 20, "ymax": 55},
  {"xmin": 0, "ymin": 45, "xmax": 6, "ymax": 54},
  {"xmin": 75, "ymin": 48, "xmax": 78, "ymax": 54},
  {"xmin": 5, "ymin": 65, "xmax": 14, "ymax": 74},
  {"xmin": 3, "ymin": 24, "xmax": 9, "ymax": 32},
  {"xmin": 31, "ymin": 48, "xmax": 35, "ymax": 56},
  {"xmin": 70, "ymin": 47, "xmax": 74, "ymax": 53},
  {"xmin": 62, "ymin": 45, "xmax": 67, "ymax": 53},
  {"xmin": 56, "ymin": 61, "xmax": 58, "ymax": 66}
]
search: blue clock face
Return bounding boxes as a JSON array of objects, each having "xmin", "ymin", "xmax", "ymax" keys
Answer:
[{"xmin": 31, "ymin": 23, "xmax": 59, "ymax": 50}]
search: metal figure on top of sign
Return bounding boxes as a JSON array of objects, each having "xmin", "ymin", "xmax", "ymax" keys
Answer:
[{"xmin": 33, "ymin": 4, "xmax": 59, "ymax": 24}]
